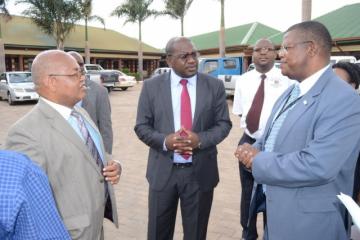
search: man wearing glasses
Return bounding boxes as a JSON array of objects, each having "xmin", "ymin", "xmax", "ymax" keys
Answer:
[
  {"xmin": 5, "ymin": 50, "xmax": 120, "ymax": 240},
  {"xmin": 135, "ymin": 37, "xmax": 232, "ymax": 240},
  {"xmin": 232, "ymin": 38, "xmax": 294, "ymax": 240},
  {"xmin": 236, "ymin": 21, "xmax": 360, "ymax": 240}
]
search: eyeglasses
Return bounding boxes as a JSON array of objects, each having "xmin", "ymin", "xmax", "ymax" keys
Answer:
[
  {"xmin": 279, "ymin": 41, "xmax": 312, "ymax": 54},
  {"xmin": 168, "ymin": 51, "xmax": 199, "ymax": 61},
  {"xmin": 253, "ymin": 47, "xmax": 275, "ymax": 53},
  {"xmin": 49, "ymin": 69, "xmax": 85, "ymax": 78}
]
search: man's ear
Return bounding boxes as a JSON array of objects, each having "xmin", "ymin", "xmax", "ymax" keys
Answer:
[
  {"xmin": 46, "ymin": 76, "xmax": 57, "ymax": 92},
  {"xmin": 307, "ymin": 41, "xmax": 318, "ymax": 57},
  {"xmin": 166, "ymin": 56, "xmax": 172, "ymax": 68}
]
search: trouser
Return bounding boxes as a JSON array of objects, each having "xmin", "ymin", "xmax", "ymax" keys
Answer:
[
  {"xmin": 147, "ymin": 165, "xmax": 214, "ymax": 240},
  {"xmin": 238, "ymin": 133, "xmax": 258, "ymax": 240}
]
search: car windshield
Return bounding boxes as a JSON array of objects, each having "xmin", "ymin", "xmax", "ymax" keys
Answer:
[{"xmin": 8, "ymin": 73, "xmax": 32, "ymax": 83}]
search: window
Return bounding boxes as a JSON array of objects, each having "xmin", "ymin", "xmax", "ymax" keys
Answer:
[
  {"xmin": 224, "ymin": 59, "xmax": 236, "ymax": 69},
  {"xmin": 203, "ymin": 61, "xmax": 218, "ymax": 74}
]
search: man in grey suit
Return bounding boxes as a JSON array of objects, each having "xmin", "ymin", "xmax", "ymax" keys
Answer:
[
  {"xmin": 135, "ymin": 37, "xmax": 232, "ymax": 240},
  {"xmin": 68, "ymin": 51, "xmax": 113, "ymax": 154},
  {"xmin": 236, "ymin": 21, "xmax": 360, "ymax": 240},
  {"xmin": 5, "ymin": 50, "xmax": 121, "ymax": 239}
]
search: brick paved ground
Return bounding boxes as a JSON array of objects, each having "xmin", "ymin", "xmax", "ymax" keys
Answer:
[{"xmin": 0, "ymin": 82, "xmax": 264, "ymax": 239}]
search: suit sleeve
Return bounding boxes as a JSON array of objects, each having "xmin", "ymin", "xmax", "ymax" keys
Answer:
[
  {"xmin": 252, "ymin": 95, "xmax": 360, "ymax": 188},
  {"xmin": 97, "ymin": 86, "xmax": 113, "ymax": 154},
  {"xmin": 197, "ymin": 80, "xmax": 232, "ymax": 149},
  {"xmin": 134, "ymin": 80, "xmax": 167, "ymax": 151}
]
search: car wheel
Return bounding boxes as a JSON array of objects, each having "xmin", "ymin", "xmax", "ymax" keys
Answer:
[
  {"xmin": 120, "ymin": 87, "xmax": 128, "ymax": 91},
  {"xmin": 106, "ymin": 87, "xmax": 112, "ymax": 93},
  {"xmin": 7, "ymin": 92, "xmax": 14, "ymax": 105}
]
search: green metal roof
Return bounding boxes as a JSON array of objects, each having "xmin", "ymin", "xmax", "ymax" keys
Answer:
[
  {"xmin": 269, "ymin": 3, "xmax": 360, "ymax": 44},
  {"xmin": 1, "ymin": 15, "xmax": 161, "ymax": 53},
  {"xmin": 190, "ymin": 22, "xmax": 281, "ymax": 50}
]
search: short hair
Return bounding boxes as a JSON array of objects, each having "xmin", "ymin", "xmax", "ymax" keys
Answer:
[
  {"xmin": 285, "ymin": 21, "xmax": 332, "ymax": 55},
  {"xmin": 332, "ymin": 62, "xmax": 360, "ymax": 89},
  {"xmin": 165, "ymin": 37, "xmax": 196, "ymax": 55}
]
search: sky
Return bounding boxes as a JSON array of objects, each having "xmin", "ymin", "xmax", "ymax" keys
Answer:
[{"xmin": 6, "ymin": 0, "xmax": 360, "ymax": 49}]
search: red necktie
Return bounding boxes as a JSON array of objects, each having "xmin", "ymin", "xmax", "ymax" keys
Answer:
[
  {"xmin": 246, "ymin": 74, "xmax": 266, "ymax": 134},
  {"xmin": 180, "ymin": 79, "xmax": 192, "ymax": 159}
]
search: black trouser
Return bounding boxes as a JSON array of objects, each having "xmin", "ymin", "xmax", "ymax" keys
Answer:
[
  {"xmin": 353, "ymin": 154, "xmax": 360, "ymax": 202},
  {"xmin": 148, "ymin": 166, "xmax": 213, "ymax": 240},
  {"xmin": 238, "ymin": 133, "xmax": 258, "ymax": 240}
]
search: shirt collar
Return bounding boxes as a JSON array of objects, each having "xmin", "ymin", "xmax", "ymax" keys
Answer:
[
  {"xmin": 41, "ymin": 97, "xmax": 73, "ymax": 120},
  {"xmin": 170, "ymin": 69, "xmax": 197, "ymax": 87},
  {"xmin": 298, "ymin": 64, "xmax": 330, "ymax": 96}
]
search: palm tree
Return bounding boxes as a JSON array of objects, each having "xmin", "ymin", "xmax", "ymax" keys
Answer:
[
  {"xmin": 302, "ymin": 0, "xmax": 312, "ymax": 21},
  {"xmin": 219, "ymin": 0, "xmax": 225, "ymax": 57},
  {"xmin": 159, "ymin": 0, "xmax": 194, "ymax": 36},
  {"xmin": 111, "ymin": 0, "xmax": 157, "ymax": 81},
  {"xmin": 0, "ymin": 0, "xmax": 10, "ymax": 72},
  {"xmin": 78, "ymin": 0, "xmax": 105, "ymax": 64},
  {"xmin": 16, "ymin": 0, "xmax": 81, "ymax": 50}
]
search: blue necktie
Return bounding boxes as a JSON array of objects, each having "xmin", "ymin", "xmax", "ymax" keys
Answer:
[
  {"xmin": 262, "ymin": 84, "xmax": 300, "ymax": 193},
  {"xmin": 265, "ymin": 84, "xmax": 300, "ymax": 152}
]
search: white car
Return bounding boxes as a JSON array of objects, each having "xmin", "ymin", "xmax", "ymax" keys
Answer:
[
  {"xmin": 151, "ymin": 67, "xmax": 171, "ymax": 77},
  {"xmin": 112, "ymin": 70, "xmax": 136, "ymax": 91},
  {"xmin": 0, "ymin": 71, "xmax": 39, "ymax": 105}
]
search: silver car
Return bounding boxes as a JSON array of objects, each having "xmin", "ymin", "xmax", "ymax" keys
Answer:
[{"xmin": 0, "ymin": 72, "xmax": 39, "ymax": 105}]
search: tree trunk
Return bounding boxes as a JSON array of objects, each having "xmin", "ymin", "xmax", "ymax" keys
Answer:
[
  {"xmin": 0, "ymin": 20, "xmax": 5, "ymax": 72},
  {"xmin": 0, "ymin": 37, "xmax": 5, "ymax": 73},
  {"xmin": 181, "ymin": 17, "xmax": 184, "ymax": 36},
  {"xmin": 85, "ymin": 41, "xmax": 90, "ymax": 64},
  {"xmin": 219, "ymin": 0, "xmax": 225, "ymax": 57},
  {"xmin": 138, "ymin": 21, "xmax": 143, "ymax": 81},
  {"xmin": 85, "ymin": 18, "xmax": 90, "ymax": 64},
  {"xmin": 302, "ymin": 0, "xmax": 312, "ymax": 21}
]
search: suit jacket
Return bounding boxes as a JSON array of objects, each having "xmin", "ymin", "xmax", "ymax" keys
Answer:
[
  {"xmin": 252, "ymin": 67, "xmax": 360, "ymax": 240},
  {"xmin": 82, "ymin": 79, "xmax": 113, "ymax": 154},
  {"xmin": 134, "ymin": 72, "xmax": 232, "ymax": 191},
  {"xmin": 5, "ymin": 98, "xmax": 118, "ymax": 240}
]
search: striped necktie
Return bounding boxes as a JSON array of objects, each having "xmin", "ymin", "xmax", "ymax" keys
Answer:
[{"xmin": 71, "ymin": 110, "xmax": 104, "ymax": 169}]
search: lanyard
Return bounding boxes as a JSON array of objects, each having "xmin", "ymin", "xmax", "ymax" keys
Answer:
[{"xmin": 263, "ymin": 94, "xmax": 302, "ymax": 144}]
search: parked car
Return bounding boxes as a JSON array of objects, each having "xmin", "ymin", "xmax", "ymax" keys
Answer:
[
  {"xmin": 112, "ymin": 70, "xmax": 136, "ymax": 91},
  {"xmin": 330, "ymin": 56, "xmax": 356, "ymax": 65},
  {"xmin": 151, "ymin": 67, "xmax": 171, "ymax": 77},
  {"xmin": 0, "ymin": 71, "xmax": 39, "ymax": 105},
  {"xmin": 84, "ymin": 64, "xmax": 118, "ymax": 92}
]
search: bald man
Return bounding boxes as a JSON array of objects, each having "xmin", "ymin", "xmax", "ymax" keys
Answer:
[
  {"xmin": 5, "ymin": 50, "xmax": 120, "ymax": 240},
  {"xmin": 68, "ymin": 51, "xmax": 113, "ymax": 155}
]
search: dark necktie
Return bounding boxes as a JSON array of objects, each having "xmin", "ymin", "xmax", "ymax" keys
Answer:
[
  {"xmin": 180, "ymin": 79, "xmax": 192, "ymax": 159},
  {"xmin": 246, "ymin": 74, "xmax": 266, "ymax": 134}
]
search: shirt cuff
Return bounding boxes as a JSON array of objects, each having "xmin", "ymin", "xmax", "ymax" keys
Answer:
[{"xmin": 163, "ymin": 139, "xmax": 168, "ymax": 151}]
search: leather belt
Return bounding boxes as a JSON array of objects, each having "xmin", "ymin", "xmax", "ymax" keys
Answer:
[{"xmin": 173, "ymin": 162, "xmax": 193, "ymax": 168}]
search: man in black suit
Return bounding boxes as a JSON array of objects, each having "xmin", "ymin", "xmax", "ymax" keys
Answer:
[{"xmin": 134, "ymin": 37, "xmax": 232, "ymax": 240}]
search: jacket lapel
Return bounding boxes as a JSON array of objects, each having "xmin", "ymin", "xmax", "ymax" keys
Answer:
[
  {"xmin": 193, "ymin": 73, "xmax": 206, "ymax": 128},
  {"xmin": 38, "ymin": 99, "xmax": 103, "ymax": 176},
  {"xmin": 159, "ymin": 72, "xmax": 175, "ymax": 131},
  {"xmin": 275, "ymin": 68, "xmax": 331, "ymax": 146}
]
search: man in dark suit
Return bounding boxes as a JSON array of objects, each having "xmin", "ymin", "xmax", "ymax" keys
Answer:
[
  {"xmin": 134, "ymin": 37, "xmax": 232, "ymax": 240},
  {"xmin": 68, "ymin": 51, "xmax": 113, "ymax": 155}
]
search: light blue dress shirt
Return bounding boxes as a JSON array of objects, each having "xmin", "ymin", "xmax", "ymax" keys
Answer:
[{"xmin": 68, "ymin": 113, "xmax": 105, "ymax": 164}]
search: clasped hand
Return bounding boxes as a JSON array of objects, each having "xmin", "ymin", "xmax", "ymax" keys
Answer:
[
  {"xmin": 103, "ymin": 160, "xmax": 122, "ymax": 185},
  {"xmin": 234, "ymin": 143, "xmax": 259, "ymax": 169},
  {"xmin": 165, "ymin": 127, "xmax": 200, "ymax": 155}
]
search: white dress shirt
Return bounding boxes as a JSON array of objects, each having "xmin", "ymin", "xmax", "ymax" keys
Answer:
[
  {"xmin": 169, "ymin": 70, "xmax": 197, "ymax": 163},
  {"xmin": 232, "ymin": 66, "xmax": 295, "ymax": 140}
]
